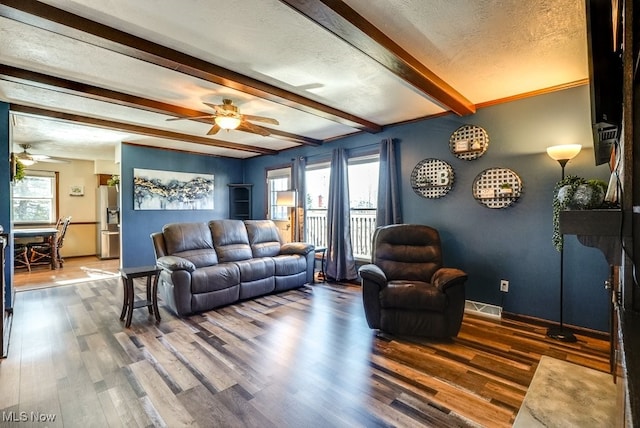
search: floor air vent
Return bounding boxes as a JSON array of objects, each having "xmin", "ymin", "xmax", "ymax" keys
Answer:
[{"xmin": 464, "ymin": 300, "xmax": 502, "ymax": 319}]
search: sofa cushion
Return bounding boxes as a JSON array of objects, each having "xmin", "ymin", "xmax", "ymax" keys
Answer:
[
  {"xmin": 190, "ymin": 263, "xmax": 240, "ymax": 294},
  {"xmin": 209, "ymin": 220, "xmax": 253, "ymax": 262},
  {"xmin": 245, "ymin": 220, "xmax": 282, "ymax": 258},
  {"xmin": 162, "ymin": 222, "xmax": 218, "ymax": 267},
  {"xmin": 234, "ymin": 257, "xmax": 275, "ymax": 282},
  {"xmin": 380, "ymin": 280, "xmax": 446, "ymax": 312},
  {"xmin": 273, "ymin": 254, "xmax": 307, "ymax": 276}
]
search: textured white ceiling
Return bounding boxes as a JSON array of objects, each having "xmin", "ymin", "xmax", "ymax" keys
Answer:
[{"xmin": 0, "ymin": 0, "xmax": 589, "ymax": 161}]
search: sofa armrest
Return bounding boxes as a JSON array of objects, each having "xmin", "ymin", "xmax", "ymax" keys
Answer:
[
  {"xmin": 432, "ymin": 267, "xmax": 468, "ymax": 292},
  {"xmin": 157, "ymin": 255, "xmax": 196, "ymax": 273},
  {"xmin": 358, "ymin": 264, "xmax": 387, "ymax": 288},
  {"xmin": 280, "ymin": 242, "xmax": 314, "ymax": 256}
]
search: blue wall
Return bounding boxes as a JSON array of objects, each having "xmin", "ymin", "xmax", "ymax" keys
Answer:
[
  {"xmin": 120, "ymin": 144, "xmax": 243, "ymax": 268},
  {"xmin": 0, "ymin": 102, "xmax": 11, "ymax": 306},
  {"xmin": 0, "ymin": 87, "xmax": 613, "ymax": 332},
  {"xmin": 243, "ymin": 86, "xmax": 612, "ymax": 332}
]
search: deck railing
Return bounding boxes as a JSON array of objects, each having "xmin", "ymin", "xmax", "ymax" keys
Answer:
[{"xmin": 305, "ymin": 208, "xmax": 376, "ymax": 259}]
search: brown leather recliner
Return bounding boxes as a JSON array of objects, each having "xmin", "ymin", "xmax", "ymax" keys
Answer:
[{"xmin": 358, "ymin": 224, "xmax": 468, "ymax": 338}]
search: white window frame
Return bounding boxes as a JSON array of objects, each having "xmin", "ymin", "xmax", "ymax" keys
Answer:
[
  {"xmin": 347, "ymin": 153, "xmax": 379, "ymax": 210},
  {"xmin": 12, "ymin": 170, "xmax": 58, "ymax": 225},
  {"xmin": 267, "ymin": 167, "xmax": 292, "ymax": 220},
  {"xmin": 304, "ymin": 161, "xmax": 331, "ymax": 247}
]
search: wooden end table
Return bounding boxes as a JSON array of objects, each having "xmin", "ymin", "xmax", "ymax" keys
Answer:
[
  {"xmin": 314, "ymin": 246, "xmax": 327, "ymax": 283},
  {"xmin": 119, "ymin": 265, "xmax": 162, "ymax": 328}
]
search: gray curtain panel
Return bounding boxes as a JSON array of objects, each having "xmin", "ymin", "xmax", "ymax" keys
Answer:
[
  {"xmin": 326, "ymin": 148, "xmax": 358, "ymax": 281},
  {"xmin": 376, "ymin": 138, "xmax": 402, "ymax": 226},
  {"xmin": 293, "ymin": 156, "xmax": 306, "ymax": 242}
]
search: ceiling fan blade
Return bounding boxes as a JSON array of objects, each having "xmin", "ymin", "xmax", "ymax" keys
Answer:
[
  {"xmin": 166, "ymin": 115, "xmax": 215, "ymax": 122},
  {"xmin": 207, "ymin": 124, "xmax": 221, "ymax": 135},
  {"xmin": 237, "ymin": 121, "xmax": 271, "ymax": 136},
  {"xmin": 243, "ymin": 115, "xmax": 279, "ymax": 125},
  {"xmin": 36, "ymin": 157, "xmax": 69, "ymax": 164},
  {"xmin": 203, "ymin": 102, "xmax": 229, "ymax": 115},
  {"xmin": 202, "ymin": 102, "xmax": 220, "ymax": 110}
]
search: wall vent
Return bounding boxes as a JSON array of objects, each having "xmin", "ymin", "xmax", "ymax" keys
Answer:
[{"xmin": 464, "ymin": 300, "xmax": 502, "ymax": 319}]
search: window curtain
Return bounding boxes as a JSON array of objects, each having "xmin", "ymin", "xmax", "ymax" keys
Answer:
[
  {"xmin": 293, "ymin": 156, "xmax": 306, "ymax": 242},
  {"xmin": 376, "ymin": 138, "xmax": 402, "ymax": 226},
  {"xmin": 326, "ymin": 148, "xmax": 358, "ymax": 281}
]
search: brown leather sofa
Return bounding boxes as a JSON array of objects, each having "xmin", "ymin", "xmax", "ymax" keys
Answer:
[
  {"xmin": 151, "ymin": 219, "xmax": 314, "ymax": 316},
  {"xmin": 358, "ymin": 224, "xmax": 468, "ymax": 338}
]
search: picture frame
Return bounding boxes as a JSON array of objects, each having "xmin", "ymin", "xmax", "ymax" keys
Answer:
[
  {"xmin": 133, "ymin": 168, "xmax": 214, "ymax": 210},
  {"xmin": 69, "ymin": 185, "xmax": 84, "ymax": 196}
]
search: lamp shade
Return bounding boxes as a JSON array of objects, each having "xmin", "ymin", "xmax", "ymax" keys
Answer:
[
  {"xmin": 276, "ymin": 190, "xmax": 296, "ymax": 207},
  {"xmin": 546, "ymin": 144, "xmax": 582, "ymax": 161},
  {"xmin": 214, "ymin": 115, "xmax": 241, "ymax": 130}
]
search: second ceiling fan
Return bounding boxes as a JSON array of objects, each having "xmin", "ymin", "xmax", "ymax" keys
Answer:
[
  {"xmin": 167, "ymin": 99, "xmax": 279, "ymax": 136},
  {"xmin": 15, "ymin": 144, "xmax": 69, "ymax": 165}
]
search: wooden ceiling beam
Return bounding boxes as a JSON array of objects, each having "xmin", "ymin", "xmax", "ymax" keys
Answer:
[
  {"xmin": 280, "ymin": 0, "xmax": 476, "ymax": 116},
  {"xmin": 10, "ymin": 104, "xmax": 278, "ymax": 156},
  {"xmin": 0, "ymin": 0, "xmax": 382, "ymax": 133},
  {"xmin": 0, "ymin": 65, "xmax": 323, "ymax": 147}
]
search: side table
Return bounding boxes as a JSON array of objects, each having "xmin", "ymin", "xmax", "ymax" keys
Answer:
[
  {"xmin": 119, "ymin": 265, "xmax": 162, "ymax": 328},
  {"xmin": 314, "ymin": 246, "xmax": 327, "ymax": 283}
]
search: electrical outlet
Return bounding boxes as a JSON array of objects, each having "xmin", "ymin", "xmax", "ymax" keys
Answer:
[{"xmin": 500, "ymin": 279, "xmax": 509, "ymax": 292}]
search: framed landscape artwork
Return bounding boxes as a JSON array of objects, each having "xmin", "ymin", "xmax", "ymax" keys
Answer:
[{"xmin": 133, "ymin": 168, "xmax": 214, "ymax": 210}]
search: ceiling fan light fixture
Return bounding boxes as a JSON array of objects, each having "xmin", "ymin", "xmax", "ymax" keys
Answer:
[
  {"xmin": 18, "ymin": 157, "xmax": 36, "ymax": 166},
  {"xmin": 214, "ymin": 115, "xmax": 241, "ymax": 130}
]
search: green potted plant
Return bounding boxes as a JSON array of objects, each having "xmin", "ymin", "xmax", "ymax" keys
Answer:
[
  {"xmin": 14, "ymin": 158, "xmax": 26, "ymax": 181},
  {"xmin": 106, "ymin": 174, "xmax": 120, "ymax": 191},
  {"xmin": 497, "ymin": 182, "xmax": 513, "ymax": 196},
  {"xmin": 552, "ymin": 175, "xmax": 608, "ymax": 251}
]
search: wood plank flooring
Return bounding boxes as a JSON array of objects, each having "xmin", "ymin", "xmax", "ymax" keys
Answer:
[
  {"xmin": 1, "ymin": 261, "xmax": 611, "ymax": 427},
  {"xmin": 12, "ymin": 256, "xmax": 120, "ymax": 290}
]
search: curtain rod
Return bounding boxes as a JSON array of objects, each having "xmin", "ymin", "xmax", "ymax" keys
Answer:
[{"xmin": 296, "ymin": 139, "xmax": 387, "ymax": 161}]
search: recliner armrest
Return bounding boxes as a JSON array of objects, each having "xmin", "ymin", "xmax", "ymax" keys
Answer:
[
  {"xmin": 358, "ymin": 264, "xmax": 387, "ymax": 287},
  {"xmin": 432, "ymin": 267, "xmax": 468, "ymax": 291},
  {"xmin": 157, "ymin": 255, "xmax": 196, "ymax": 273},
  {"xmin": 280, "ymin": 242, "xmax": 314, "ymax": 256}
]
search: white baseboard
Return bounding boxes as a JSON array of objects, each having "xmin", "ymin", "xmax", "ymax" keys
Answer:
[{"xmin": 464, "ymin": 300, "xmax": 502, "ymax": 319}]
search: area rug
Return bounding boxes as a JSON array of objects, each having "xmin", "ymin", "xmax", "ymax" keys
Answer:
[{"xmin": 513, "ymin": 355, "xmax": 616, "ymax": 427}]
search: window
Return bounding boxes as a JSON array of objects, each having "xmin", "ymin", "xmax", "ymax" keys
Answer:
[
  {"xmin": 12, "ymin": 171, "xmax": 57, "ymax": 224},
  {"xmin": 348, "ymin": 154, "xmax": 379, "ymax": 209},
  {"xmin": 348, "ymin": 154, "xmax": 379, "ymax": 259},
  {"xmin": 303, "ymin": 154, "xmax": 379, "ymax": 258},
  {"xmin": 267, "ymin": 167, "xmax": 291, "ymax": 220},
  {"xmin": 305, "ymin": 162, "xmax": 331, "ymax": 247}
]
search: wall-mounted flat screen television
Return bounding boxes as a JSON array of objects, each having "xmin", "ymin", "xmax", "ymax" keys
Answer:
[{"xmin": 585, "ymin": 0, "xmax": 623, "ymax": 167}]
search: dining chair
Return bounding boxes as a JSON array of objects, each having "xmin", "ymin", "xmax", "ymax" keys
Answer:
[
  {"xmin": 28, "ymin": 216, "xmax": 72, "ymax": 268},
  {"xmin": 14, "ymin": 242, "xmax": 31, "ymax": 272}
]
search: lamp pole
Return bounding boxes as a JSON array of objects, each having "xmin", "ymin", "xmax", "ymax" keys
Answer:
[{"xmin": 546, "ymin": 145, "xmax": 581, "ymax": 343}]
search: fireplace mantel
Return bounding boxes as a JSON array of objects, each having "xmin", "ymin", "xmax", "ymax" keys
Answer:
[{"xmin": 559, "ymin": 209, "xmax": 628, "ymax": 265}]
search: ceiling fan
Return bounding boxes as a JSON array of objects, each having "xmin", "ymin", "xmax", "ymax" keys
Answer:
[
  {"xmin": 14, "ymin": 144, "xmax": 69, "ymax": 165},
  {"xmin": 167, "ymin": 98, "xmax": 279, "ymax": 136}
]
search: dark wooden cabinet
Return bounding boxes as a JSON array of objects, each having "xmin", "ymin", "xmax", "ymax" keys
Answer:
[{"xmin": 228, "ymin": 184, "xmax": 252, "ymax": 220}]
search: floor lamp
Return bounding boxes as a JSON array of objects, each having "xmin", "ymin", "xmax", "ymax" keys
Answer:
[
  {"xmin": 546, "ymin": 144, "xmax": 582, "ymax": 342},
  {"xmin": 276, "ymin": 190, "xmax": 298, "ymax": 242}
]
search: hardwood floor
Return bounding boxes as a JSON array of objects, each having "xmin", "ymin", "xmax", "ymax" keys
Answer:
[
  {"xmin": 1, "ymin": 261, "xmax": 610, "ymax": 427},
  {"xmin": 12, "ymin": 256, "xmax": 120, "ymax": 290}
]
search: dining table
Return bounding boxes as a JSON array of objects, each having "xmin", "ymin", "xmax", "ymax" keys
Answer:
[{"xmin": 13, "ymin": 227, "xmax": 59, "ymax": 270}]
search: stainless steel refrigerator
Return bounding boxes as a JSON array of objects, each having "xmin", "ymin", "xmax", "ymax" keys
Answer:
[{"xmin": 96, "ymin": 185, "xmax": 120, "ymax": 259}]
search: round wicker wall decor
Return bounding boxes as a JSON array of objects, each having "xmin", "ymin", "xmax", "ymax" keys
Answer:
[
  {"xmin": 410, "ymin": 158, "xmax": 454, "ymax": 199},
  {"xmin": 449, "ymin": 124, "xmax": 489, "ymax": 160}
]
